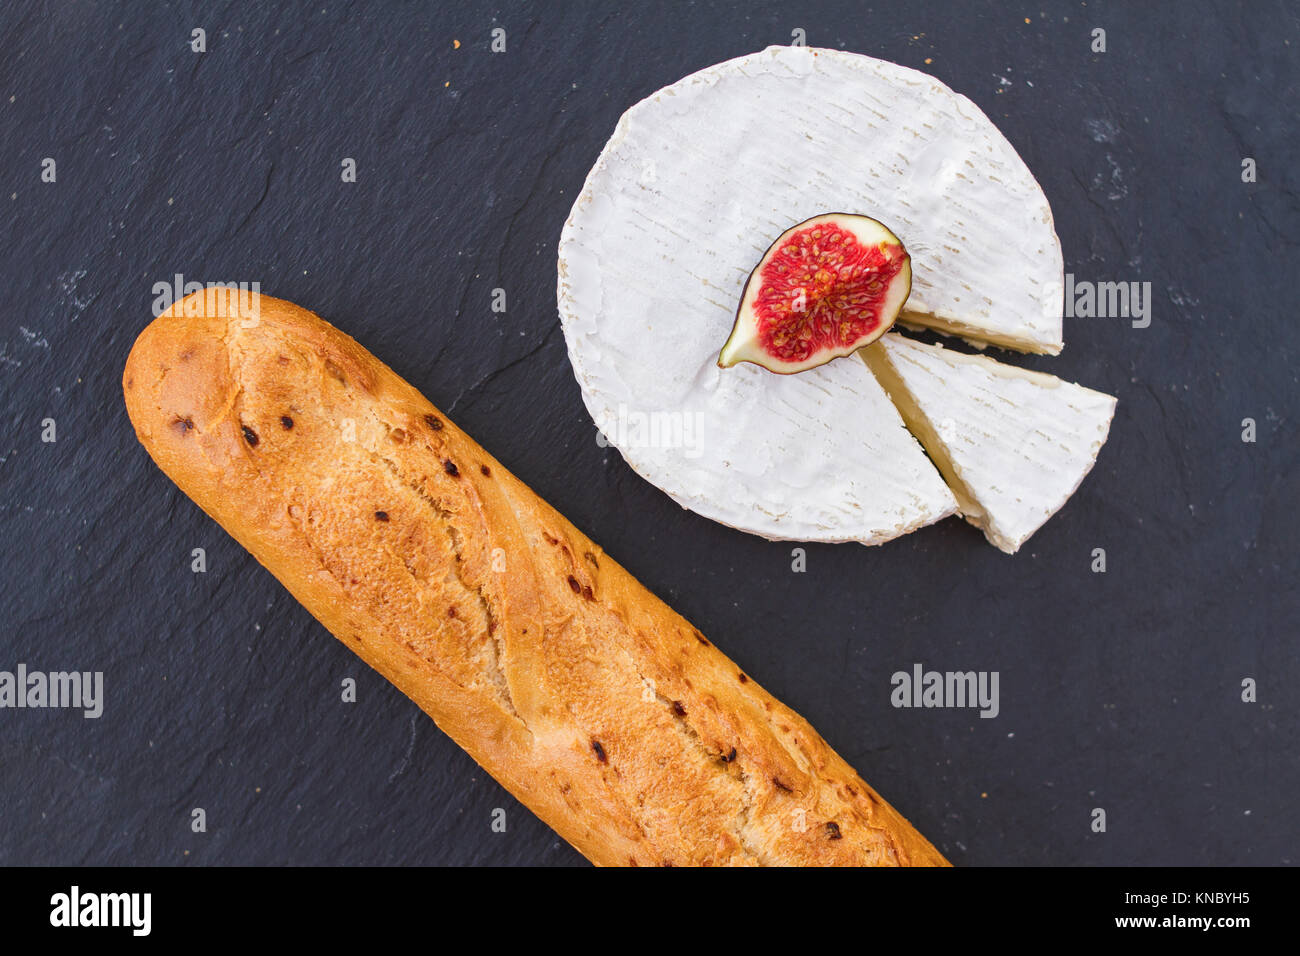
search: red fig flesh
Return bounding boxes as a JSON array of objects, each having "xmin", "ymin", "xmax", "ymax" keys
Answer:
[{"xmin": 718, "ymin": 214, "xmax": 912, "ymax": 374}]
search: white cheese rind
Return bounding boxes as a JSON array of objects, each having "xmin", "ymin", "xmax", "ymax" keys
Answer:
[
  {"xmin": 577, "ymin": 329, "xmax": 958, "ymax": 543},
  {"xmin": 557, "ymin": 45, "xmax": 1062, "ymax": 543},
  {"xmin": 864, "ymin": 334, "xmax": 1116, "ymax": 553}
]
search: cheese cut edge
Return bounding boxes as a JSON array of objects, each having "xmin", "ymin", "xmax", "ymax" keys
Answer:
[{"xmin": 898, "ymin": 310, "xmax": 1064, "ymax": 356}]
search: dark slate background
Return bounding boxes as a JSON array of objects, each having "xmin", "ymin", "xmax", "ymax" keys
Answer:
[{"xmin": 0, "ymin": 0, "xmax": 1296, "ymax": 867}]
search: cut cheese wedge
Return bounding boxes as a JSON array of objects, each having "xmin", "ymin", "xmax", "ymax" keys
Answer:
[
  {"xmin": 862, "ymin": 333, "xmax": 1116, "ymax": 553},
  {"xmin": 897, "ymin": 307, "xmax": 1062, "ymax": 356}
]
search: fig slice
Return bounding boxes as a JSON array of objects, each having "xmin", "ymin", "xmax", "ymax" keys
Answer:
[{"xmin": 718, "ymin": 213, "xmax": 912, "ymax": 374}]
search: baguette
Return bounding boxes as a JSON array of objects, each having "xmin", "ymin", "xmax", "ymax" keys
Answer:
[{"xmin": 122, "ymin": 291, "xmax": 949, "ymax": 867}]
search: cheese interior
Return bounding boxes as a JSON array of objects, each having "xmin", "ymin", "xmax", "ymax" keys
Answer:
[{"xmin": 898, "ymin": 311, "xmax": 1062, "ymax": 356}]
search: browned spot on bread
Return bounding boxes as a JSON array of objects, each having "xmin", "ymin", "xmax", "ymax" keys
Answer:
[
  {"xmin": 738, "ymin": 672, "xmax": 748, "ymax": 683},
  {"xmin": 171, "ymin": 416, "xmax": 195, "ymax": 437},
  {"xmin": 583, "ymin": 550, "xmax": 599, "ymax": 569},
  {"xmin": 542, "ymin": 532, "xmax": 559, "ymax": 545},
  {"xmin": 721, "ymin": 747, "xmax": 737, "ymax": 763},
  {"xmin": 566, "ymin": 575, "xmax": 581, "ymax": 594},
  {"xmin": 671, "ymin": 700, "xmax": 687, "ymax": 717},
  {"xmin": 179, "ymin": 347, "xmax": 195, "ymax": 362},
  {"xmin": 825, "ymin": 821, "xmax": 842, "ymax": 840},
  {"xmin": 581, "ymin": 585, "xmax": 594, "ymax": 601},
  {"xmin": 693, "ymin": 630, "xmax": 709, "ymax": 646},
  {"xmin": 773, "ymin": 777, "xmax": 793, "ymax": 793},
  {"xmin": 280, "ymin": 415, "xmax": 294, "ymax": 429},
  {"xmin": 324, "ymin": 359, "xmax": 347, "ymax": 385},
  {"xmin": 241, "ymin": 425, "xmax": 259, "ymax": 446},
  {"xmin": 591, "ymin": 739, "xmax": 607, "ymax": 763},
  {"xmin": 424, "ymin": 414, "xmax": 443, "ymax": 431},
  {"xmin": 443, "ymin": 459, "xmax": 459, "ymax": 477},
  {"xmin": 480, "ymin": 464, "xmax": 491, "ymax": 477},
  {"xmin": 374, "ymin": 511, "xmax": 389, "ymax": 521},
  {"xmin": 390, "ymin": 428, "xmax": 407, "ymax": 443},
  {"xmin": 447, "ymin": 606, "xmax": 457, "ymax": 618}
]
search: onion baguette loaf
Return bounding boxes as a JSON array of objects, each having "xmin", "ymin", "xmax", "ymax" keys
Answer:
[{"xmin": 122, "ymin": 292, "xmax": 948, "ymax": 867}]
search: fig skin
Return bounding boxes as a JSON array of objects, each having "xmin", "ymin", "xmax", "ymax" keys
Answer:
[{"xmin": 718, "ymin": 213, "xmax": 912, "ymax": 375}]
